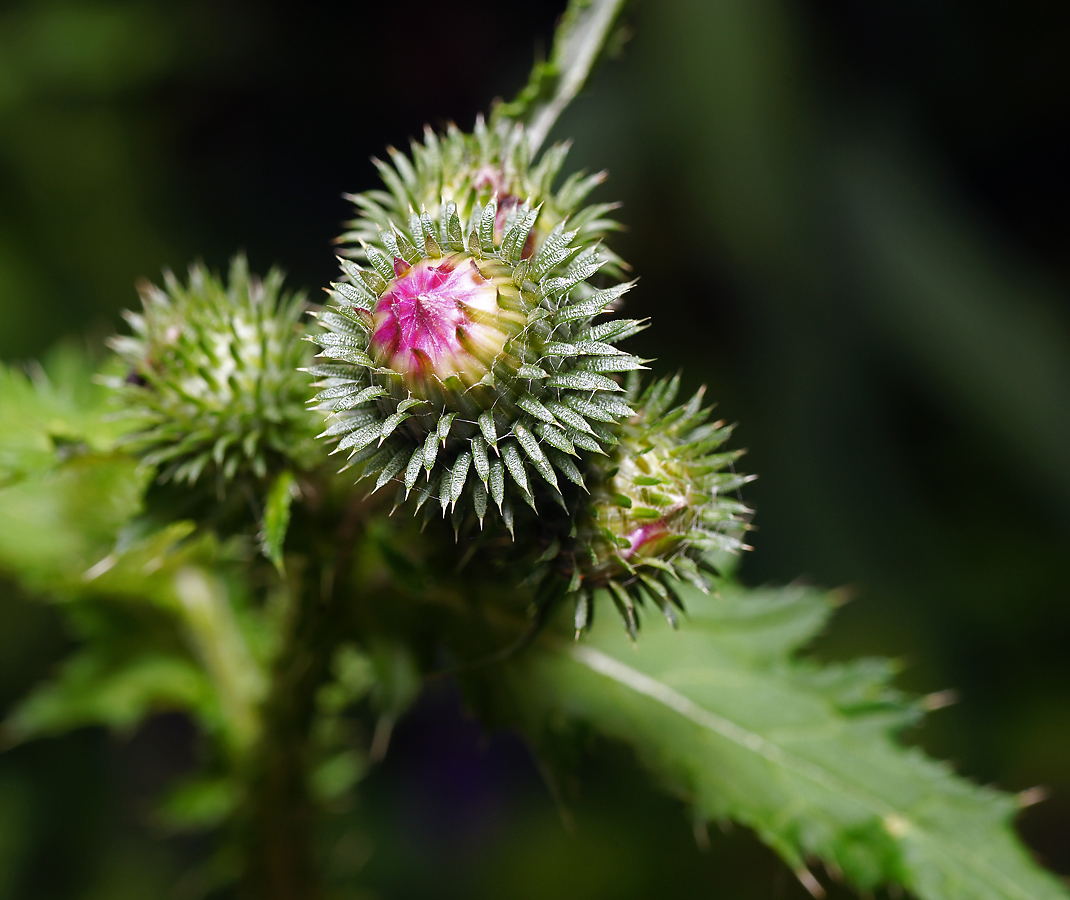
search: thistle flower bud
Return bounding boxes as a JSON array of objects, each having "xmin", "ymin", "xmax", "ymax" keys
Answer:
[
  {"xmin": 338, "ymin": 115, "xmax": 625, "ymax": 279},
  {"xmin": 107, "ymin": 255, "xmax": 317, "ymax": 485},
  {"xmin": 308, "ymin": 192, "xmax": 648, "ymax": 532},
  {"xmin": 542, "ymin": 376, "xmax": 754, "ymax": 638}
]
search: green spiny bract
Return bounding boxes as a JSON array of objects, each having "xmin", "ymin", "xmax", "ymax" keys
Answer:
[
  {"xmin": 307, "ymin": 196, "xmax": 648, "ymax": 534},
  {"xmin": 107, "ymin": 255, "xmax": 318, "ymax": 485},
  {"xmin": 535, "ymin": 375, "xmax": 754, "ymax": 638},
  {"xmin": 338, "ymin": 115, "xmax": 626, "ymax": 279}
]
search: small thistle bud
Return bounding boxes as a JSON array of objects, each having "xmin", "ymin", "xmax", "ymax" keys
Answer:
[
  {"xmin": 338, "ymin": 115, "xmax": 625, "ymax": 278},
  {"xmin": 565, "ymin": 376, "xmax": 754, "ymax": 637},
  {"xmin": 107, "ymin": 255, "xmax": 318, "ymax": 485},
  {"xmin": 309, "ymin": 188, "xmax": 648, "ymax": 531}
]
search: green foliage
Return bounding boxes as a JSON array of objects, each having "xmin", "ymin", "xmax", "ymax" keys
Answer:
[
  {"xmin": 6, "ymin": 647, "xmax": 210, "ymax": 742},
  {"xmin": 2, "ymin": 519, "xmax": 267, "ymax": 757},
  {"xmin": 0, "ymin": 349, "xmax": 148, "ymax": 589},
  {"xmin": 0, "ymin": 345, "xmax": 130, "ymax": 484},
  {"xmin": 0, "ymin": 350, "xmax": 267, "ymax": 763},
  {"xmin": 471, "ymin": 581, "xmax": 1065, "ymax": 900}
]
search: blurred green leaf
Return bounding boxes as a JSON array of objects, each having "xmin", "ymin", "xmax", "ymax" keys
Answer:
[
  {"xmin": 260, "ymin": 470, "xmax": 297, "ymax": 574},
  {"xmin": 157, "ymin": 774, "xmax": 240, "ymax": 832},
  {"xmin": 0, "ymin": 453, "xmax": 147, "ymax": 589},
  {"xmin": 4, "ymin": 650, "xmax": 209, "ymax": 743},
  {"xmin": 0, "ymin": 351, "xmax": 148, "ymax": 590},
  {"xmin": 479, "ymin": 583, "xmax": 1068, "ymax": 900},
  {"xmin": 0, "ymin": 348, "xmax": 130, "ymax": 485}
]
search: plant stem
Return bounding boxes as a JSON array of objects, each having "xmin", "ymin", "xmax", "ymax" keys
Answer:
[
  {"xmin": 237, "ymin": 495, "xmax": 365, "ymax": 899},
  {"xmin": 523, "ymin": 0, "xmax": 630, "ymax": 155}
]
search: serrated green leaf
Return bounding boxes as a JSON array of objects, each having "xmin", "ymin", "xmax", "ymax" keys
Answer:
[
  {"xmin": 478, "ymin": 583, "xmax": 1068, "ymax": 900},
  {"xmin": 0, "ymin": 454, "xmax": 149, "ymax": 589}
]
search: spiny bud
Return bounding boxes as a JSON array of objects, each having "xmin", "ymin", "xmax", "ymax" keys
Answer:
[
  {"xmin": 107, "ymin": 255, "xmax": 318, "ymax": 485},
  {"xmin": 308, "ymin": 192, "xmax": 648, "ymax": 534},
  {"xmin": 536, "ymin": 375, "xmax": 754, "ymax": 639},
  {"xmin": 338, "ymin": 114, "xmax": 625, "ymax": 279}
]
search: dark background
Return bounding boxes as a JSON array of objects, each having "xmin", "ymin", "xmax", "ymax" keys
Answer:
[{"xmin": 1, "ymin": 0, "xmax": 1069, "ymax": 897}]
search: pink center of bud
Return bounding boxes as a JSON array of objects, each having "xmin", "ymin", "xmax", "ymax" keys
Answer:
[
  {"xmin": 370, "ymin": 255, "xmax": 504, "ymax": 387},
  {"xmin": 621, "ymin": 521, "xmax": 671, "ymax": 559}
]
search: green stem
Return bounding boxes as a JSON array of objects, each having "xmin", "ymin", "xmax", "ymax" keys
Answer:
[
  {"xmin": 514, "ymin": 0, "xmax": 630, "ymax": 156},
  {"xmin": 173, "ymin": 565, "xmax": 266, "ymax": 757},
  {"xmin": 236, "ymin": 495, "xmax": 365, "ymax": 899}
]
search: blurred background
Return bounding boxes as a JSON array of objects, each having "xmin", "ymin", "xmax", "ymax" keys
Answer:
[{"xmin": 1, "ymin": 0, "xmax": 1068, "ymax": 897}]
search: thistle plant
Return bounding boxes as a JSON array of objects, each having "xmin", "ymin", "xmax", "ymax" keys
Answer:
[{"xmin": 0, "ymin": 2, "xmax": 1065, "ymax": 900}]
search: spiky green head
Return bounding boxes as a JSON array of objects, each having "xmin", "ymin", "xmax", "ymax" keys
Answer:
[
  {"xmin": 338, "ymin": 115, "xmax": 625, "ymax": 279},
  {"xmin": 566, "ymin": 376, "xmax": 753, "ymax": 637},
  {"xmin": 308, "ymin": 196, "xmax": 648, "ymax": 533},
  {"xmin": 108, "ymin": 256, "xmax": 317, "ymax": 484}
]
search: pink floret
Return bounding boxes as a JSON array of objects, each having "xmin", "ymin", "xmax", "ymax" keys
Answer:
[{"xmin": 370, "ymin": 256, "xmax": 500, "ymax": 384}]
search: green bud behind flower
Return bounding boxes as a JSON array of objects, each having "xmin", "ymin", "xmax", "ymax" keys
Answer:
[
  {"xmin": 530, "ymin": 375, "xmax": 754, "ymax": 638},
  {"xmin": 338, "ymin": 114, "xmax": 626, "ymax": 279},
  {"xmin": 107, "ymin": 255, "xmax": 318, "ymax": 485}
]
